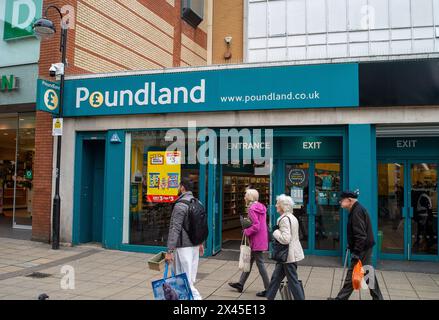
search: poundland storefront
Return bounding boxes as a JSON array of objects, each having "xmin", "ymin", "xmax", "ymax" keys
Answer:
[{"xmin": 36, "ymin": 59, "xmax": 439, "ymax": 265}]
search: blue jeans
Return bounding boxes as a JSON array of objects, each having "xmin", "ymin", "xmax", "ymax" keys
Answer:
[{"xmin": 266, "ymin": 262, "xmax": 305, "ymax": 300}]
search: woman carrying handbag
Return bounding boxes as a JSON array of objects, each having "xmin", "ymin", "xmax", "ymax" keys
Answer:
[
  {"xmin": 266, "ymin": 194, "xmax": 305, "ymax": 300},
  {"xmin": 229, "ymin": 189, "xmax": 270, "ymax": 297}
]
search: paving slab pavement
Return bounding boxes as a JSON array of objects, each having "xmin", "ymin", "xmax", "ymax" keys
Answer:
[{"xmin": 0, "ymin": 238, "xmax": 438, "ymax": 300}]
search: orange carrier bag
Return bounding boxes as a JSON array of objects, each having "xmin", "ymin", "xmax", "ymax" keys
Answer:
[{"xmin": 352, "ymin": 260, "xmax": 364, "ymax": 290}]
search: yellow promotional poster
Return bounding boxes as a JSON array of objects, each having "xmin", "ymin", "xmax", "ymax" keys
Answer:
[{"xmin": 146, "ymin": 151, "xmax": 181, "ymax": 203}]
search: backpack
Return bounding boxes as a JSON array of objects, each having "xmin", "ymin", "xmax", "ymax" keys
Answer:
[{"xmin": 179, "ymin": 198, "xmax": 209, "ymax": 246}]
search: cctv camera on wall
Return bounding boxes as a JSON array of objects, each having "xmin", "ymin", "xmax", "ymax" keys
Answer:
[{"xmin": 49, "ymin": 63, "xmax": 65, "ymax": 79}]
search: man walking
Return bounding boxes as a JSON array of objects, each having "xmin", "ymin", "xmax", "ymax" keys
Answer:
[
  {"xmin": 329, "ymin": 190, "xmax": 384, "ymax": 300},
  {"xmin": 165, "ymin": 178, "xmax": 206, "ymax": 300}
]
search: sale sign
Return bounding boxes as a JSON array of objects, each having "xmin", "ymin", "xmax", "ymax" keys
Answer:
[{"xmin": 146, "ymin": 151, "xmax": 181, "ymax": 203}]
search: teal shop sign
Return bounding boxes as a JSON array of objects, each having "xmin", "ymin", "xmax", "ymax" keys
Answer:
[
  {"xmin": 57, "ymin": 63, "xmax": 359, "ymax": 117},
  {"xmin": 280, "ymin": 136, "xmax": 343, "ymax": 158},
  {"xmin": 3, "ymin": 0, "xmax": 42, "ymax": 41},
  {"xmin": 36, "ymin": 79, "xmax": 60, "ymax": 115},
  {"xmin": 377, "ymin": 137, "xmax": 439, "ymax": 158}
]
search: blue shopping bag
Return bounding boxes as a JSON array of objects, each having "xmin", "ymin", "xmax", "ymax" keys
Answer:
[{"xmin": 151, "ymin": 262, "xmax": 194, "ymax": 300}]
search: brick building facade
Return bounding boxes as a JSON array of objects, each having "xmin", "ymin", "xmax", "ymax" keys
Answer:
[{"xmin": 33, "ymin": 0, "xmax": 212, "ymax": 242}]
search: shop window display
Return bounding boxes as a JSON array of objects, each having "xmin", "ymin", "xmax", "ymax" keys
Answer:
[
  {"xmin": 0, "ymin": 113, "xmax": 35, "ymax": 229},
  {"xmin": 129, "ymin": 131, "xmax": 200, "ymax": 246}
]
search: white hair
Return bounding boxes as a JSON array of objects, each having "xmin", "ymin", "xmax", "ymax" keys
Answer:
[
  {"xmin": 276, "ymin": 194, "xmax": 295, "ymax": 213},
  {"xmin": 245, "ymin": 189, "xmax": 259, "ymax": 202}
]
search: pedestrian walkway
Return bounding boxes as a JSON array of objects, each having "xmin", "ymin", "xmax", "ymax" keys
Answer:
[{"xmin": 0, "ymin": 238, "xmax": 438, "ymax": 300}]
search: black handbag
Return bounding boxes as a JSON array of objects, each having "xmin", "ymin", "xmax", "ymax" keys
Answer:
[{"xmin": 271, "ymin": 216, "xmax": 292, "ymax": 263}]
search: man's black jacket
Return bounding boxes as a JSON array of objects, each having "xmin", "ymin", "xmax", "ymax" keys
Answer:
[{"xmin": 347, "ymin": 201, "xmax": 376, "ymax": 255}]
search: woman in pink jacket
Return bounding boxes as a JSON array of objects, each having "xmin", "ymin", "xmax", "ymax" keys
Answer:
[{"xmin": 229, "ymin": 189, "xmax": 270, "ymax": 297}]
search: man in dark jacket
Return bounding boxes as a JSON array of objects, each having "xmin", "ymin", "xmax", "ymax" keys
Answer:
[
  {"xmin": 329, "ymin": 191, "xmax": 384, "ymax": 300},
  {"xmin": 165, "ymin": 177, "xmax": 204, "ymax": 300}
]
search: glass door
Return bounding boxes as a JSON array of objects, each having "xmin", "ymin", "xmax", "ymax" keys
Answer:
[
  {"xmin": 409, "ymin": 162, "xmax": 438, "ymax": 259},
  {"xmin": 13, "ymin": 113, "xmax": 35, "ymax": 229},
  {"xmin": 285, "ymin": 163, "xmax": 310, "ymax": 250},
  {"xmin": 377, "ymin": 162, "xmax": 406, "ymax": 258},
  {"xmin": 314, "ymin": 163, "xmax": 342, "ymax": 252},
  {"xmin": 284, "ymin": 161, "xmax": 342, "ymax": 254},
  {"xmin": 378, "ymin": 161, "xmax": 438, "ymax": 261}
]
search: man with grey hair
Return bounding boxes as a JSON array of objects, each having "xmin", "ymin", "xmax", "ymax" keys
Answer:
[{"xmin": 328, "ymin": 191, "xmax": 383, "ymax": 300}]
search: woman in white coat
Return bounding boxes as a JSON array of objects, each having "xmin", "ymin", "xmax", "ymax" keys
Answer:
[{"xmin": 266, "ymin": 194, "xmax": 305, "ymax": 300}]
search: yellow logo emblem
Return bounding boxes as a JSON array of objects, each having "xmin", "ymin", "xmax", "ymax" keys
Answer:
[
  {"xmin": 89, "ymin": 91, "xmax": 104, "ymax": 108},
  {"xmin": 44, "ymin": 89, "xmax": 59, "ymax": 111}
]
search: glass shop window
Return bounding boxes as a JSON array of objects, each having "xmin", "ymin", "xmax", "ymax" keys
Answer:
[{"xmin": 128, "ymin": 130, "xmax": 200, "ymax": 247}]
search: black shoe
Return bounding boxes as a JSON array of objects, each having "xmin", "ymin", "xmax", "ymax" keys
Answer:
[
  {"xmin": 228, "ymin": 282, "xmax": 243, "ymax": 293},
  {"xmin": 327, "ymin": 297, "xmax": 339, "ymax": 300},
  {"xmin": 256, "ymin": 290, "xmax": 266, "ymax": 297}
]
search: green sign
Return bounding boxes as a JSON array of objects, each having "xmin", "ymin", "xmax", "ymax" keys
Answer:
[
  {"xmin": 3, "ymin": 0, "xmax": 43, "ymax": 41},
  {"xmin": 56, "ymin": 63, "xmax": 359, "ymax": 117},
  {"xmin": 36, "ymin": 79, "xmax": 60, "ymax": 115},
  {"xmin": 25, "ymin": 170, "xmax": 32, "ymax": 180},
  {"xmin": 0, "ymin": 75, "xmax": 18, "ymax": 91}
]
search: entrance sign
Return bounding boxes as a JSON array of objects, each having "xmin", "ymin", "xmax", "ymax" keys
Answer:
[{"xmin": 146, "ymin": 151, "xmax": 181, "ymax": 203}]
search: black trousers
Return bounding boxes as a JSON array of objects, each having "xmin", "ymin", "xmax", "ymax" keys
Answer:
[{"xmin": 336, "ymin": 248, "xmax": 384, "ymax": 300}]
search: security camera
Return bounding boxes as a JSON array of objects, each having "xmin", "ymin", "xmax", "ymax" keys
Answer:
[
  {"xmin": 49, "ymin": 65, "xmax": 57, "ymax": 77},
  {"xmin": 49, "ymin": 63, "xmax": 65, "ymax": 78},
  {"xmin": 224, "ymin": 36, "xmax": 232, "ymax": 45}
]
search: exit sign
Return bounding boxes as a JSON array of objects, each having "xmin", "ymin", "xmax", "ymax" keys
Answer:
[
  {"xmin": 3, "ymin": 0, "xmax": 43, "ymax": 41},
  {"xmin": 0, "ymin": 75, "xmax": 19, "ymax": 91}
]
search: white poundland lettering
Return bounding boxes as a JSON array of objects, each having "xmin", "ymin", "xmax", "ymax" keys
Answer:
[
  {"xmin": 75, "ymin": 79, "xmax": 206, "ymax": 109},
  {"xmin": 396, "ymin": 139, "xmax": 417, "ymax": 148},
  {"xmin": 303, "ymin": 141, "xmax": 322, "ymax": 150}
]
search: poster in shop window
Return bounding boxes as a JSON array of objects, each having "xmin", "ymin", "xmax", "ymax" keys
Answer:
[{"xmin": 146, "ymin": 151, "xmax": 181, "ymax": 203}]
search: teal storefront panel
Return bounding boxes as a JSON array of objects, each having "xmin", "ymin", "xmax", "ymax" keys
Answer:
[
  {"xmin": 102, "ymin": 130, "xmax": 126, "ymax": 249},
  {"xmin": 55, "ymin": 63, "xmax": 359, "ymax": 116},
  {"xmin": 377, "ymin": 137, "xmax": 439, "ymax": 159},
  {"xmin": 73, "ymin": 131, "xmax": 127, "ymax": 250},
  {"xmin": 278, "ymin": 136, "xmax": 343, "ymax": 159},
  {"xmin": 348, "ymin": 124, "xmax": 378, "ymax": 266}
]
